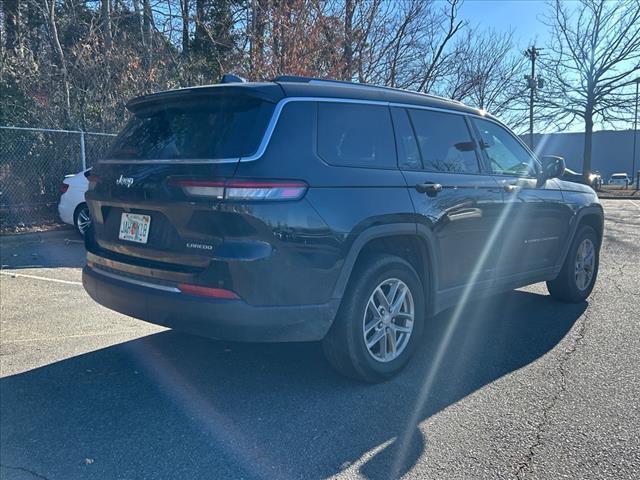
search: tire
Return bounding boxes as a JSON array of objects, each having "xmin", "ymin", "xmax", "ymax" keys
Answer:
[
  {"xmin": 73, "ymin": 203, "xmax": 92, "ymax": 237},
  {"xmin": 547, "ymin": 225, "xmax": 599, "ymax": 302},
  {"xmin": 322, "ymin": 254, "xmax": 425, "ymax": 383}
]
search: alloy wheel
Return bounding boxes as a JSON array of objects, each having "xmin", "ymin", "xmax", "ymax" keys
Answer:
[
  {"xmin": 575, "ymin": 238, "xmax": 595, "ymax": 291},
  {"xmin": 362, "ymin": 278, "xmax": 415, "ymax": 363},
  {"xmin": 77, "ymin": 207, "xmax": 92, "ymax": 235}
]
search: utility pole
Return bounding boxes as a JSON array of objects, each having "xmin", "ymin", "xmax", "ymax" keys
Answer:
[
  {"xmin": 633, "ymin": 78, "xmax": 639, "ymax": 189},
  {"xmin": 524, "ymin": 45, "xmax": 543, "ymax": 151}
]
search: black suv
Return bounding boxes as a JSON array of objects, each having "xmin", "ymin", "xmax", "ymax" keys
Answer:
[{"xmin": 83, "ymin": 76, "xmax": 603, "ymax": 382}]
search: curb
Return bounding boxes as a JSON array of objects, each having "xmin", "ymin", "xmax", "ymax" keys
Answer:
[{"xmin": 0, "ymin": 227, "xmax": 77, "ymax": 245}]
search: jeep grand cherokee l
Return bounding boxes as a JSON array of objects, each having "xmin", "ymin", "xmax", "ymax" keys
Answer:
[{"xmin": 83, "ymin": 76, "xmax": 603, "ymax": 382}]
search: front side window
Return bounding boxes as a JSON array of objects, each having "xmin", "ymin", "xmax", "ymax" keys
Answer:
[
  {"xmin": 473, "ymin": 118, "xmax": 538, "ymax": 177},
  {"xmin": 317, "ymin": 102, "xmax": 396, "ymax": 168},
  {"xmin": 407, "ymin": 109, "xmax": 480, "ymax": 174}
]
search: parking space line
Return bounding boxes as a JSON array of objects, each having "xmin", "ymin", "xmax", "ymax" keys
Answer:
[{"xmin": 0, "ymin": 271, "xmax": 82, "ymax": 286}]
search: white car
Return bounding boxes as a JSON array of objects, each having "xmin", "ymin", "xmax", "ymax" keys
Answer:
[
  {"xmin": 58, "ymin": 168, "xmax": 91, "ymax": 235},
  {"xmin": 608, "ymin": 173, "xmax": 631, "ymax": 188}
]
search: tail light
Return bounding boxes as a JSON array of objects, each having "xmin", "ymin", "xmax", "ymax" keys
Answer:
[
  {"xmin": 170, "ymin": 180, "xmax": 225, "ymax": 199},
  {"xmin": 59, "ymin": 182, "xmax": 69, "ymax": 194},
  {"xmin": 225, "ymin": 181, "xmax": 307, "ymax": 200},
  {"xmin": 170, "ymin": 178, "xmax": 307, "ymax": 201},
  {"xmin": 87, "ymin": 175, "xmax": 99, "ymax": 191}
]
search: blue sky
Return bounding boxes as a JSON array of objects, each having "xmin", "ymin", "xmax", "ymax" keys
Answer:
[
  {"xmin": 458, "ymin": 0, "xmax": 637, "ymax": 133},
  {"xmin": 460, "ymin": 0, "xmax": 550, "ymax": 50}
]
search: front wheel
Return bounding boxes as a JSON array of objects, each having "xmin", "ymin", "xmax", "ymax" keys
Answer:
[
  {"xmin": 547, "ymin": 225, "xmax": 599, "ymax": 302},
  {"xmin": 322, "ymin": 255, "xmax": 425, "ymax": 383}
]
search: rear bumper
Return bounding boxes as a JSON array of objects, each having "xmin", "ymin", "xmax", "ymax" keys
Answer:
[{"xmin": 82, "ymin": 266, "xmax": 338, "ymax": 342}]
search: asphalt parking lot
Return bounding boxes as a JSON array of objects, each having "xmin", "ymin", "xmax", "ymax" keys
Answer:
[{"xmin": 1, "ymin": 199, "xmax": 639, "ymax": 480}]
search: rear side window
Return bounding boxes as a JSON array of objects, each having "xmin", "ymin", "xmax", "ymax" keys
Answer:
[
  {"xmin": 317, "ymin": 102, "xmax": 396, "ymax": 168},
  {"xmin": 108, "ymin": 95, "xmax": 275, "ymax": 160},
  {"xmin": 408, "ymin": 109, "xmax": 480, "ymax": 174},
  {"xmin": 390, "ymin": 108, "xmax": 421, "ymax": 169}
]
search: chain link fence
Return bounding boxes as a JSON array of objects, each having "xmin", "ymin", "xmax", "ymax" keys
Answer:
[{"xmin": 0, "ymin": 126, "xmax": 116, "ymax": 230}]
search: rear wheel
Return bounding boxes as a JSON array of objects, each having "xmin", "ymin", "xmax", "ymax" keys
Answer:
[
  {"xmin": 74, "ymin": 203, "xmax": 92, "ymax": 237},
  {"xmin": 322, "ymin": 254, "xmax": 425, "ymax": 382},
  {"xmin": 547, "ymin": 225, "xmax": 599, "ymax": 302}
]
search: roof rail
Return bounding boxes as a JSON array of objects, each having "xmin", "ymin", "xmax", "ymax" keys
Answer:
[
  {"xmin": 272, "ymin": 75, "xmax": 354, "ymax": 86},
  {"xmin": 271, "ymin": 75, "xmax": 463, "ymax": 104}
]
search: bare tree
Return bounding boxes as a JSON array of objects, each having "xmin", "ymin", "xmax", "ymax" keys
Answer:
[
  {"xmin": 3, "ymin": 0, "xmax": 22, "ymax": 54},
  {"xmin": 241, "ymin": 0, "xmax": 343, "ymax": 80},
  {"xmin": 194, "ymin": 0, "xmax": 205, "ymax": 50},
  {"xmin": 0, "ymin": 0, "xmax": 530, "ymax": 134},
  {"xmin": 542, "ymin": 0, "xmax": 640, "ymax": 178},
  {"xmin": 447, "ymin": 28, "xmax": 529, "ymax": 128},
  {"xmin": 42, "ymin": 0, "xmax": 72, "ymax": 125},
  {"xmin": 416, "ymin": 0, "xmax": 465, "ymax": 93},
  {"xmin": 249, "ymin": 0, "xmax": 267, "ymax": 75},
  {"xmin": 384, "ymin": 0, "xmax": 427, "ymax": 87},
  {"xmin": 142, "ymin": 0, "xmax": 154, "ymax": 69},
  {"xmin": 180, "ymin": 0, "xmax": 190, "ymax": 56},
  {"xmin": 349, "ymin": 0, "xmax": 464, "ymax": 92},
  {"xmin": 342, "ymin": 0, "xmax": 355, "ymax": 80},
  {"xmin": 101, "ymin": 0, "xmax": 113, "ymax": 51},
  {"xmin": 132, "ymin": 0, "xmax": 145, "ymax": 45}
]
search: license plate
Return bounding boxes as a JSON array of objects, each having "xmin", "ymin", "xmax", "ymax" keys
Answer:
[{"xmin": 118, "ymin": 213, "xmax": 151, "ymax": 244}]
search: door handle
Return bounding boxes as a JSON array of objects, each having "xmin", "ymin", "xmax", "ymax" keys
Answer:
[
  {"xmin": 415, "ymin": 182, "xmax": 443, "ymax": 196},
  {"xmin": 503, "ymin": 183, "xmax": 520, "ymax": 194}
]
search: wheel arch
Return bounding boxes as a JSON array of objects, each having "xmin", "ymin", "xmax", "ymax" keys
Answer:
[
  {"xmin": 553, "ymin": 204, "xmax": 604, "ymax": 277},
  {"xmin": 578, "ymin": 211, "xmax": 604, "ymax": 245},
  {"xmin": 332, "ymin": 223, "xmax": 439, "ymax": 315}
]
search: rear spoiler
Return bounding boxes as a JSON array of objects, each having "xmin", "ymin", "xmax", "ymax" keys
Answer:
[{"xmin": 126, "ymin": 83, "xmax": 284, "ymax": 113}]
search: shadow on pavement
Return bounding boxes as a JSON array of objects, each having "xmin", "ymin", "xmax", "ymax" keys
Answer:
[
  {"xmin": 1, "ymin": 291, "xmax": 586, "ymax": 480},
  {"xmin": 0, "ymin": 234, "xmax": 85, "ymax": 270}
]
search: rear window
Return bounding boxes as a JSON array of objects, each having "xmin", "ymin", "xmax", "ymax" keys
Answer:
[
  {"xmin": 317, "ymin": 102, "xmax": 396, "ymax": 168},
  {"xmin": 612, "ymin": 174, "xmax": 627, "ymax": 179},
  {"xmin": 108, "ymin": 96, "xmax": 275, "ymax": 160}
]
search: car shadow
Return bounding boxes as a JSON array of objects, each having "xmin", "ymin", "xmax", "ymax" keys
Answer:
[
  {"xmin": 0, "ymin": 291, "xmax": 586, "ymax": 480},
  {"xmin": 0, "ymin": 234, "xmax": 85, "ymax": 269}
]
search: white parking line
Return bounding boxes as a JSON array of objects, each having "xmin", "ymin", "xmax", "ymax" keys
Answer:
[
  {"xmin": 629, "ymin": 200, "xmax": 640, "ymax": 210},
  {"xmin": 0, "ymin": 271, "xmax": 82, "ymax": 286}
]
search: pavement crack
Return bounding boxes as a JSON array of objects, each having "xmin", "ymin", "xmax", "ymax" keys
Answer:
[
  {"xmin": 0, "ymin": 464, "xmax": 49, "ymax": 480},
  {"xmin": 603, "ymin": 261, "xmax": 639, "ymax": 297},
  {"xmin": 515, "ymin": 300, "xmax": 591, "ymax": 479}
]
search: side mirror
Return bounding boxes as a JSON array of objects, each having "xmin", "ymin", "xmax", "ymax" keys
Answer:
[{"xmin": 541, "ymin": 155, "xmax": 565, "ymax": 180}]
